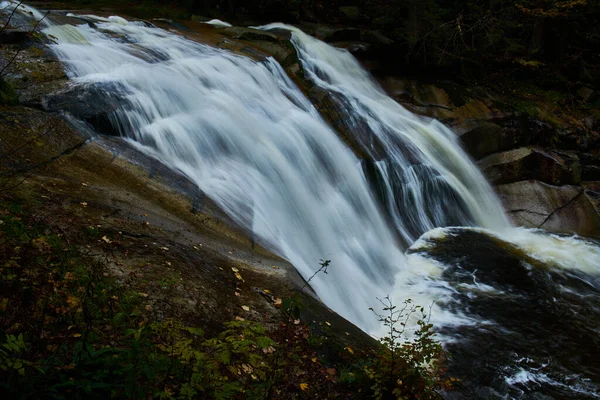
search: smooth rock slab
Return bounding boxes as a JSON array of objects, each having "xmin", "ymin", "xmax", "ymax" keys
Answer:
[{"xmin": 496, "ymin": 180, "xmax": 600, "ymax": 237}]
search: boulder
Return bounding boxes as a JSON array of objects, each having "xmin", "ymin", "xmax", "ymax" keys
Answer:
[
  {"xmin": 459, "ymin": 121, "xmax": 508, "ymax": 159},
  {"xmin": 496, "ymin": 180, "xmax": 600, "ymax": 237},
  {"xmin": 479, "ymin": 147, "xmax": 580, "ymax": 186},
  {"xmin": 458, "ymin": 115, "xmax": 557, "ymax": 159},
  {"xmin": 45, "ymin": 83, "xmax": 125, "ymax": 137}
]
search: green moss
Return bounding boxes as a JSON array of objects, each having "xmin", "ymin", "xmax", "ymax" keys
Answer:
[{"xmin": 0, "ymin": 78, "xmax": 19, "ymax": 106}]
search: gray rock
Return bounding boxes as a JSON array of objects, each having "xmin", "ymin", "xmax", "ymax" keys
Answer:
[
  {"xmin": 496, "ymin": 180, "xmax": 600, "ymax": 237},
  {"xmin": 45, "ymin": 83, "xmax": 125, "ymax": 136},
  {"xmin": 479, "ymin": 147, "xmax": 580, "ymax": 185}
]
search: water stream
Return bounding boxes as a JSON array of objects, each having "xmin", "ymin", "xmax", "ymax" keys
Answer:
[{"xmin": 3, "ymin": 2, "xmax": 600, "ymax": 397}]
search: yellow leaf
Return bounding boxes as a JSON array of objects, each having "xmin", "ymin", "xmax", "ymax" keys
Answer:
[
  {"xmin": 311, "ymin": 357, "xmax": 317, "ymax": 363},
  {"xmin": 72, "ymin": 333, "xmax": 81, "ymax": 338},
  {"xmin": 345, "ymin": 347, "xmax": 354, "ymax": 354},
  {"xmin": 80, "ymin": 202, "xmax": 87, "ymax": 207},
  {"xmin": 299, "ymin": 383, "xmax": 309, "ymax": 391},
  {"xmin": 235, "ymin": 272, "xmax": 244, "ymax": 281},
  {"xmin": 325, "ymin": 321, "xmax": 331, "ymax": 326},
  {"xmin": 241, "ymin": 305, "xmax": 250, "ymax": 311},
  {"xmin": 101, "ymin": 236, "xmax": 111, "ymax": 244},
  {"xmin": 66, "ymin": 295, "xmax": 80, "ymax": 309},
  {"xmin": 263, "ymin": 289, "xmax": 270, "ymax": 294},
  {"xmin": 231, "ymin": 267, "xmax": 239, "ymax": 272}
]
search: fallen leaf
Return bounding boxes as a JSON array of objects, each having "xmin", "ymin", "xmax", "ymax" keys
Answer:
[
  {"xmin": 345, "ymin": 347, "xmax": 354, "ymax": 355},
  {"xmin": 263, "ymin": 289, "xmax": 270, "ymax": 294},
  {"xmin": 0, "ymin": 298, "xmax": 8, "ymax": 311},
  {"xmin": 66, "ymin": 295, "xmax": 80, "ymax": 309},
  {"xmin": 241, "ymin": 305, "xmax": 250, "ymax": 311},
  {"xmin": 139, "ymin": 293, "xmax": 149, "ymax": 298},
  {"xmin": 299, "ymin": 383, "xmax": 309, "ymax": 391},
  {"xmin": 72, "ymin": 333, "xmax": 81, "ymax": 338},
  {"xmin": 80, "ymin": 202, "xmax": 87, "ymax": 207},
  {"xmin": 325, "ymin": 321, "xmax": 331, "ymax": 326},
  {"xmin": 273, "ymin": 298, "xmax": 282, "ymax": 307},
  {"xmin": 160, "ymin": 247, "xmax": 169, "ymax": 251},
  {"xmin": 311, "ymin": 357, "xmax": 317, "ymax": 363},
  {"xmin": 81, "ymin": 183, "xmax": 87, "ymax": 186},
  {"xmin": 101, "ymin": 236, "xmax": 111, "ymax": 244},
  {"xmin": 294, "ymin": 319, "xmax": 300, "ymax": 325},
  {"xmin": 235, "ymin": 272, "xmax": 244, "ymax": 281},
  {"xmin": 235, "ymin": 316, "xmax": 245, "ymax": 321},
  {"xmin": 326, "ymin": 368, "xmax": 336, "ymax": 376},
  {"xmin": 235, "ymin": 292, "xmax": 241, "ymax": 297},
  {"xmin": 231, "ymin": 267, "xmax": 239, "ymax": 272}
]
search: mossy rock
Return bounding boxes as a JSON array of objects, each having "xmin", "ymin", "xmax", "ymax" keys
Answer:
[{"xmin": 0, "ymin": 78, "xmax": 19, "ymax": 106}]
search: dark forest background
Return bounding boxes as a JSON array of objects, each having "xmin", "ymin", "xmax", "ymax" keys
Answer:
[{"xmin": 69, "ymin": 0, "xmax": 599, "ymax": 85}]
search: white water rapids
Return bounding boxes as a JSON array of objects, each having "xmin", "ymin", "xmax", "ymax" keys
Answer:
[{"xmin": 3, "ymin": 2, "xmax": 600, "ymax": 339}]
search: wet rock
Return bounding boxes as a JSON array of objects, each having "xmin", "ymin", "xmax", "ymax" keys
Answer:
[
  {"xmin": 496, "ymin": 180, "xmax": 600, "ymax": 237},
  {"xmin": 1, "ymin": 43, "xmax": 68, "ymax": 107},
  {"xmin": 45, "ymin": 83, "xmax": 125, "ymax": 137},
  {"xmin": 220, "ymin": 27, "xmax": 280, "ymax": 43},
  {"xmin": 46, "ymin": 13, "xmax": 91, "ymax": 27},
  {"xmin": 0, "ymin": 29, "xmax": 30, "ymax": 45},
  {"xmin": 479, "ymin": 147, "xmax": 580, "ymax": 186}
]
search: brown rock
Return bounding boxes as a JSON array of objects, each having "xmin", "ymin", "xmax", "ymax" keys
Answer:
[
  {"xmin": 479, "ymin": 147, "xmax": 580, "ymax": 186},
  {"xmin": 496, "ymin": 180, "xmax": 600, "ymax": 238}
]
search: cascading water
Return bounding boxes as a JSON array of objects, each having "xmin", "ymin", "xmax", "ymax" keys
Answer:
[
  {"xmin": 259, "ymin": 24, "xmax": 510, "ymax": 244},
  {"xmin": 4, "ymin": 2, "xmax": 600, "ymax": 397},
  {"xmin": 36, "ymin": 11, "xmax": 407, "ymax": 331}
]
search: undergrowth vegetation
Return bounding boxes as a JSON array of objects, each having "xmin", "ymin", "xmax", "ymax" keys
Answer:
[{"xmin": 0, "ymin": 198, "xmax": 451, "ymax": 399}]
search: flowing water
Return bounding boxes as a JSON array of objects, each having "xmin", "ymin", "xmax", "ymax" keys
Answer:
[
  {"xmin": 259, "ymin": 23, "xmax": 510, "ymax": 244},
  {"xmin": 37, "ymin": 6, "xmax": 406, "ymax": 331},
  {"xmin": 3, "ymin": 2, "xmax": 600, "ymax": 397}
]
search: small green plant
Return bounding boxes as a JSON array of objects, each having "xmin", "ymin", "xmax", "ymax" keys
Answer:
[
  {"xmin": 0, "ymin": 333, "xmax": 29, "ymax": 376},
  {"xmin": 366, "ymin": 297, "xmax": 448, "ymax": 400}
]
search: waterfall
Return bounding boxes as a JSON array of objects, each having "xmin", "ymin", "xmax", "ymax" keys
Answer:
[
  {"xmin": 37, "ymin": 14, "xmax": 407, "ymax": 331},
  {"xmin": 259, "ymin": 24, "xmax": 510, "ymax": 243},
  {"xmin": 4, "ymin": 1, "xmax": 599, "ymax": 340}
]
